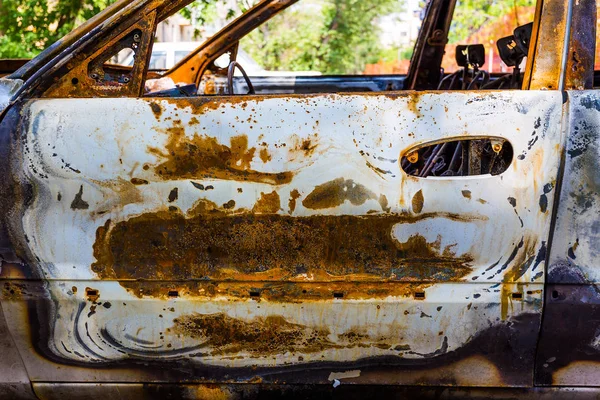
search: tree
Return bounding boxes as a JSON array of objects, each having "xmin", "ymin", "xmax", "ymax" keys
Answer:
[
  {"xmin": 0, "ymin": 0, "xmax": 116, "ymax": 58},
  {"xmin": 0, "ymin": 0, "xmax": 403, "ymax": 75},
  {"xmin": 240, "ymin": 0, "xmax": 403, "ymax": 74},
  {"xmin": 448, "ymin": 0, "xmax": 535, "ymax": 43}
]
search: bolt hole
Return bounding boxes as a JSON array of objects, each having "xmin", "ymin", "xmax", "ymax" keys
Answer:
[
  {"xmin": 302, "ymin": 290, "xmax": 307, "ymax": 294},
  {"xmin": 512, "ymin": 292, "xmax": 523, "ymax": 299},
  {"xmin": 249, "ymin": 291, "xmax": 260, "ymax": 297},
  {"xmin": 168, "ymin": 290, "xmax": 179, "ymax": 298},
  {"xmin": 552, "ymin": 290, "xmax": 559, "ymax": 299},
  {"xmin": 414, "ymin": 292, "xmax": 425, "ymax": 299},
  {"xmin": 333, "ymin": 292, "xmax": 344, "ymax": 299},
  {"xmin": 71, "ymin": 77, "xmax": 79, "ymax": 85}
]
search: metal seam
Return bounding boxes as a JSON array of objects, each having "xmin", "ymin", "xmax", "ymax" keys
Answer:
[{"xmin": 558, "ymin": 0, "xmax": 575, "ymax": 90}]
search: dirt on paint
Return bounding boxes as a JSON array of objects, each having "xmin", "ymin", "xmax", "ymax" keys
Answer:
[
  {"xmin": 302, "ymin": 178, "xmax": 377, "ymax": 210},
  {"xmin": 170, "ymin": 313, "xmax": 334, "ymax": 355}
]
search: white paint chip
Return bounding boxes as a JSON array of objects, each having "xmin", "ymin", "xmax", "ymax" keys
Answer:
[{"xmin": 328, "ymin": 369, "xmax": 361, "ymax": 381}]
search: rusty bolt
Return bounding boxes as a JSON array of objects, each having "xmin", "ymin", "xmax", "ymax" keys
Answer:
[
  {"xmin": 490, "ymin": 139, "xmax": 503, "ymax": 154},
  {"xmin": 406, "ymin": 151, "xmax": 418, "ymax": 163}
]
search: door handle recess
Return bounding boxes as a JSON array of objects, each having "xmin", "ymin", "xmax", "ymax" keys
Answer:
[{"xmin": 401, "ymin": 137, "xmax": 513, "ymax": 177}]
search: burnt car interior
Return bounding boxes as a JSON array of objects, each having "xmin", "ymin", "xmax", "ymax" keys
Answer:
[
  {"xmin": 139, "ymin": 1, "xmax": 535, "ymax": 97},
  {"xmin": 98, "ymin": 1, "xmax": 533, "ymax": 97},
  {"xmin": 33, "ymin": 0, "xmax": 539, "ymax": 98}
]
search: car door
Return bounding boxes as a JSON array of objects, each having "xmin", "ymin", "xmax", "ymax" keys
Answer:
[{"xmin": 0, "ymin": 0, "xmax": 564, "ymax": 389}]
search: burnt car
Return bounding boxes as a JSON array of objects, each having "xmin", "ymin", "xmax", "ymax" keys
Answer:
[{"xmin": 0, "ymin": 0, "xmax": 599, "ymax": 398}]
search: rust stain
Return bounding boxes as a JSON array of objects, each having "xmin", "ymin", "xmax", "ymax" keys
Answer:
[
  {"xmin": 302, "ymin": 178, "xmax": 376, "ymax": 210},
  {"xmin": 379, "ymin": 194, "xmax": 391, "ymax": 213},
  {"xmin": 299, "ymin": 139, "xmax": 317, "ymax": 155},
  {"xmin": 85, "ymin": 287, "xmax": 100, "ymax": 302},
  {"xmin": 170, "ymin": 313, "xmax": 333, "ymax": 355},
  {"xmin": 121, "ymin": 280, "xmax": 430, "ymax": 302},
  {"xmin": 406, "ymin": 92, "xmax": 424, "ymax": 119},
  {"xmin": 191, "ymin": 385, "xmax": 231, "ymax": 400},
  {"xmin": 499, "ymin": 234, "xmax": 538, "ymax": 320},
  {"xmin": 150, "ymin": 122, "xmax": 292, "ymax": 185},
  {"xmin": 252, "ymin": 191, "xmax": 280, "ymax": 214},
  {"xmin": 130, "ymin": 178, "xmax": 149, "ymax": 185},
  {"xmin": 259, "ymin": 148, "xmax": 271, "ymax": 163},
  {"xmin": 461, "ymin": 190, "xmax": 471, "ymax": 199},
  {"xmin": 288, "ymin": 189, "xmax": 301, "ymax": 214},
  {"xmin": 149, "ymin": 102, "xmax": 163, "ymax": 118},
  {"xmin": 412, "ymin": 190, "xmax": 424, "ymax": 213},
  {"xmin": 91, "ymin": 201, "xmax": 475, "ymax": 299}
]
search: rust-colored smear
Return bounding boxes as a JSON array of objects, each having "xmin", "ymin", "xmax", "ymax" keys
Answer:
[
  {"xmin": 85, "ymin": 287, "xmax": 100, "ymax": 302},
  {"xmin": 150, "ymin": 124, "xmax": 292, "ymax": 185},
  {"xmin": 300, "ymin": 139, "xmax": 317, "ymax": 155},
  {"xmin": 379, "ymin": 194, "xmax": 391, "ymax": 212},
  {"xmin": 252, "ymin": 191, "xmax": 280, "ymax": 214},
  {"xmin": 500, "ymin": 234, "xmax": 538, "ymax": 320},
  {"xmin": 149, "ymin": 102, "xmax": 162, "ymax": 118},
  {"xmin": 288, "ymin": 189, "xmax": 301, "ymax": 214},
  {"xmin": 259, "ymin": 148, "xmax": 271, "ymax": 163},
  {"xmin": 302, "ymin": 178, "xmax": 376, "ymax": 210},
  {"xmin": 91, "ymin": 201, "xmax": 475, "ymax": 298},
  {"xmin": 412, "ymin": 190, "xmax": 424, "ymax": 213},
  {"xmin": 170, "ymin": 313, "xmax": 333, "ymax": 355},
  {"xmin": 130, "ymin": 178, "xmax": 149, "ymax": 185}
]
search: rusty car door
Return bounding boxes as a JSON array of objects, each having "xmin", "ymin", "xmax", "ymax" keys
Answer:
[
  {"xmin": 534, "ymin": 90, "xmax": 600, "ymax": 386},
  {"xmin": 0, "ymin": 88, "xmax": 563, "ymax": 387}
]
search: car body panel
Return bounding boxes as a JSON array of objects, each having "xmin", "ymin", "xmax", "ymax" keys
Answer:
[
  {"xmin": 0, "ymin": 90, "xmax": 561, "ymax": 386},
  {"xmin": 534, "ymin": 91, "xmax": 600, "ymax": 386}
]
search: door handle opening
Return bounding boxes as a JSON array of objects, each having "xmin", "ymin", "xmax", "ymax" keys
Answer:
[{"xmin": 401, "ymin": 138, "xmax": 513, "ymax": 177}]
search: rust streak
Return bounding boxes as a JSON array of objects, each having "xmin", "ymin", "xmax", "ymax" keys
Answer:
[
  {"xmin": 288, "ymin": 189, "xmax": 301, "ymax": 214},
  {"xmin": 91, "ymin": 201, "xmax": 475, "ymax": 299},
  {"xmin": 170, "ymin": 313, "xmax": 333, "ymax": 355},
  {"xmin": 150, "ymin": 123, "xmax": 292, "ymax": 185},
  {"xmin": 252, "ymin": 191, "xmax": 280, "ymax": 214}
]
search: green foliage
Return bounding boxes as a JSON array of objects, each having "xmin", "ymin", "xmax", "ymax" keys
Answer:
[
  {"xmin": 241, "ymin": 0, "xmax": 403, "ymax": 74},
  {"xmin": 0, "ymin": 0, "xmax": 117, "ymax": 58},
  {"xmin": 449, "ymin": 0, "xmax": 535, "ymax": 43},
  {"xmin": 0, "ymin": 0, "xmax": 402, "ymax": 74},
  {"xmin": 380, "ymin": 45, "xmax": 413, "ymax": 62}
]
